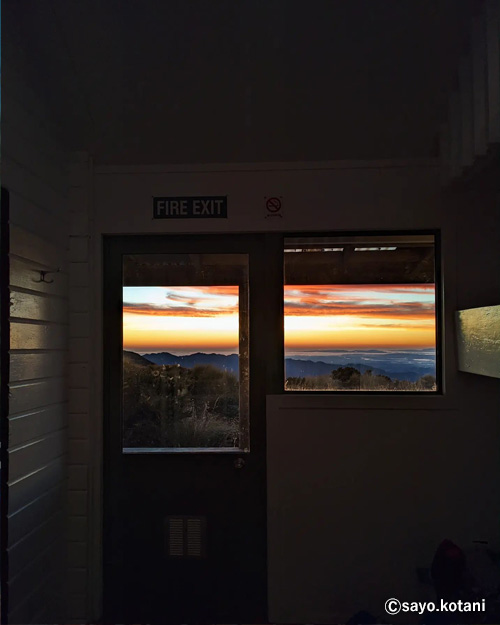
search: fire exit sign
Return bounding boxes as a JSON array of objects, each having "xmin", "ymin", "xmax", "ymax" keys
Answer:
[{"xmin": 153, "ymin": 196, "xmax": 227, "ymax": 219}]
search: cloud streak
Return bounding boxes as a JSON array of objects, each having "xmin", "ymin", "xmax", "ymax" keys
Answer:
[
  {"xmin": 284, "ymin": 300, "xmax": 435, "ymax": 319},
  {"xmin": 123, "ymin": 284, "xmax": 436, "ymax": 321},
  {"xmin": 284, "ymin": 284, "xmax": 435, "ymax": 320},
  {"xmin": 123, "ymin": 285, "xmax": 239, "ymax": 317},
  {"xmin": 123, "ymin": 303, "xmax": 238, "ymax": 317}
]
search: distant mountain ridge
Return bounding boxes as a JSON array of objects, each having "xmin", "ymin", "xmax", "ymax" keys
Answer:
[
  {"xmin": 142, "ymin": 351, "xmax": 240, "ymax": 373},
  {"xmin": 285, "ymin": 359, "xmax": 426, "ymax": 382},
  {"xmin": 123, "ymin": 350, "xmax": 156, "ymax": 366},
  {"xmin": 128, "ymin": 350, "xmax": 433, "ymax": 382}
]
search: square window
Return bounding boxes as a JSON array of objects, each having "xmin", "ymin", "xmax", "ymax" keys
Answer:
[{"xmin": 284, "ymin": 234, "xmax": 439, "ymax": 392}]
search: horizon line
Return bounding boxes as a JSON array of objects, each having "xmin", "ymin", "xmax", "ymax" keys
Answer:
[{"xmin": 126, "ymin": 347, "xmax": 436, "ymax": 355}]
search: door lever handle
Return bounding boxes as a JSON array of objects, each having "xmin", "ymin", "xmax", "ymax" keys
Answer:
[{"xmin": 234, "ymin": 457, "xmax": 245, "ymax": 469}]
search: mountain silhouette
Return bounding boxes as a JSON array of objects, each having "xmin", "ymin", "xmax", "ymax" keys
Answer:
[
  {"xmin": 123, "ymin": 350, "xmax": 155, "ymax": 367},
  {"xmin": 142, "ymin": 351, "xmax": 240, "ymax": 373},
  {"xmin": 130, "ymin": 351, "xmax": 429, "ymax": 382}
]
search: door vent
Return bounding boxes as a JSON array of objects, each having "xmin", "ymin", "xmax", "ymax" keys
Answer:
[
  {"xmin": 165, "ymin": 516, "xmax": 207, "ymax": 558},
  {"xmin": 186, "ymin": 518, "xmax": 202, "ymax": 556},
  {"xmin": 168, "ymin": 518, "xmax": 184, "ymax": 556}
]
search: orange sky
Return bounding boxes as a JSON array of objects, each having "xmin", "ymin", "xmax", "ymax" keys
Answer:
[
  {"xmin": 123, "ymin": 286, "xmax": 239, "ymax": 352},
  {"xmin": 284, "ymin": 284, "xmax": 435, "ymax": 349},
  {"xmin": 123, "ymin": 284, "xmax": 435, "ymax": 353}
]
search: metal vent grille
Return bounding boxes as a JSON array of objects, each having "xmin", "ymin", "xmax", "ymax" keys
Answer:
[
  {"xmin": 168, "ymin": 518, "xmax": 184, "ymax": 556},
  {"xmin": 165, "ymin": 516, "xmax": 206, "ymax": 558},
  {"xmin": 186, "ymin": 518, "xmax": 202, "ymax": 557}
]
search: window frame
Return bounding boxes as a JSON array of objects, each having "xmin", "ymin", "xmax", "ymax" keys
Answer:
[
  {"xmin": 121, "ymin": 255, "xmax": 251, "ymax": 453},
  {"xmin": 103, "ymin": 229, "xmax": 444, "ymax": 461},
  {"xmin": 280, "ymin": 228, "xmax": 443, "ymax": 396},
  {"xmin": 103, "ymin": 233, "xmax": 278, "ymax": 457}
]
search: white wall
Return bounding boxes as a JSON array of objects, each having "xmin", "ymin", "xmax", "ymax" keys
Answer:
[
  {"xmin": 264, "ymin": 170, "xmax": 500, "ymax": 623},
  {"xmin": 2, "ymin": 60, "xmax": 70, "ymax": 624},
  {"xmin": 92, "ymin": 160, "xmax": 440, "ymax": 234},
  {"xmin": 61, "ymin": 158, "xmax": 500, "ymax": 624},
  {"xmin": 266, "ymin": 399, "xmax": 500, "ymax": 623},
  {"xmin": 66, "ymin": 154, "xmax": 97, "ymax": 623},
  {"xmin": 58, "ymin": 158, "xmax": 500, "ymax": 622}
]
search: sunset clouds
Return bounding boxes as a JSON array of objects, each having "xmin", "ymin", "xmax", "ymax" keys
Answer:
[
  {"xmin": 284, "ymin": 285, "xmax": 435, "ymax": 319},
  {"xmin": 123, "ymin": 283, "xmax": 436, "ymax": 353},
  {"xmin": 123, "ymin": 286, "xmax": 240, "ymax": 352},
  {"xmin": 123, "ymin": 286, "xmax": 239, "ymax": 317},
  {"xmin": 284, "ymin": 284, "xmax": 435, "ymax": 349}
]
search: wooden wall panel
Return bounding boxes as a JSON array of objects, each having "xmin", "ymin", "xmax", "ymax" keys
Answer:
[
  {"xmin": 10, "ymin": 225, "xmax": 66, "ymax": 270},
  {"xmin": 9, "ymin": 405, "xmax": 66, "ymax": 448},
  {"xmin": 9, "ymin": 377, "xmax": 66, "ymax": 415},
  {"xmin": 3, "ymin": 70, "xmax": 70, "ymax": 623},
  {"xmin": 9, "ymin": 429, "xmax": 67, "ymax": 483},
  {"xmin": 8, "ymin": 456, "xmax": 66, "ymax": 514},
  {"xmin": 10, "ymin": 292, "xmax": 68, "ymax": 324},
  {"xmin": 10, "ymin": 322, "xmax": 68, "ymax": 351},
  {"xmin": 10, "ymin": 257, "xmax": 68, "ymax": 298},
  {"xmin": 8, "ymin": 483, "xmax": 66, "ymax": 547},
  {"xmin": 10, "ymin": 352, "xmax": 67, "ymax": 382},
  {"xmin": 8, "ymin": 511, "xmax": 64, "ymax": 579}
]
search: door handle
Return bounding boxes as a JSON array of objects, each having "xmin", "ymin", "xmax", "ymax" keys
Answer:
[{"xmin": 234, "ymin": 457, "xmax": 245, "ymax": 469}]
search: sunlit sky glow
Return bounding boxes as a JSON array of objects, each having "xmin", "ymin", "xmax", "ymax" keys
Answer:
[
  {"xmin": 123, "ymin": 286, "xmax": 239, "ymax": 352},
  {"xmin": 123, "ymin": 284, "xmax": 435, "ymax": 353}
]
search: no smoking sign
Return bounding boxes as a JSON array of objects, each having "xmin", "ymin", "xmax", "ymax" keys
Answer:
[{"xmin": 265, "ymin": 196, "xmax": 283, "ymax": 218}]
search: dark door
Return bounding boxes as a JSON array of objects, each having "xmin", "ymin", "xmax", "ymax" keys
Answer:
[{"xmin": 103, "ymin": 234, "xmax": 282, "ymax": 624}]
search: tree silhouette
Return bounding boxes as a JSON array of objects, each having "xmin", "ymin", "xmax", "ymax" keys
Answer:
[
  {"xmin": 123, "ymin": 360, "xmax": 240, "ymax": 448},
  {"xmin": 331, "ymin": 366, "xmax": 361, "ymax": 388}
]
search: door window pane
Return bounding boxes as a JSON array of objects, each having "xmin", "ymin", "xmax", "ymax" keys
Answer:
[
  {"xmin": 122, "ymin": 254, "xmax": 249, "ymax": 451},
  {"xmin": 284, "ymin": 234, "xmax": 438, "ymax": 391}
]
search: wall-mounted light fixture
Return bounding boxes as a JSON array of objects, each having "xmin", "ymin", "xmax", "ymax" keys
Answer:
[{"xmin": 456, "ymin": 305, "xmax": 500, "ymax": 378}]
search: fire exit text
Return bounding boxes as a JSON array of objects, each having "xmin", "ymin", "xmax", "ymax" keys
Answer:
[{"xmin": 153, "ymin": 196, "xmax": 228, "ymax": 219}]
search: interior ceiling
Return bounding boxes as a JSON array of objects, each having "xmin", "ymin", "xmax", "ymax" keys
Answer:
[{"xmin": 3, "ymin": 0, "xmax": 476, "ymax": 164}]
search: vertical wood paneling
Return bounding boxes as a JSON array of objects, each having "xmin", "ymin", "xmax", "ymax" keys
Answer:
[
  {"xmin": 486, "ymin": 0, "xmax": 500, "ymax": 143},
  {"xmin": 441, "ymin": 0, "xmax": 499, "ymax": 184},
  {"xmin": 459, "ymin": 56, "xmax": 474, "ymax": 169},
  {"xmin": 439, "ymin": 122, "xmax": 451, "ymax": 185},
  {"xmin": 449, "ymin": 91, "xmax": 462, "ymax": 179},
  {"xmin": 472, "ymin": 12, "xmax": 488, "ymax": 156},
  {"xmin": 4, "ymin": 74, "xmax": 70, "ymax": 623}
]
